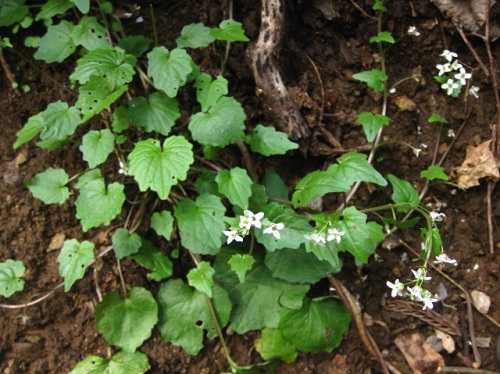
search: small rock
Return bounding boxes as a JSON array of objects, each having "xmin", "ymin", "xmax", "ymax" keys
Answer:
[
  {"xmin": 471, "ymin": 290, "xmax": 491, "ymax": 314},
  {"xmin": 47, "ymin": 233, "xmax": 65, "ymax": 252},
  {"xmin": 436, "ymin": 329, "xmax": 455, "ymax": 353},
  {"xmin": 395, "ymin": 95, "xmax": 417, "ymax": 111}
]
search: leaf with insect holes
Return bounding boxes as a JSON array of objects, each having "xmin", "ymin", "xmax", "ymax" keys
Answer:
[
  {"xmin": 369, "ymin": 31, "xmax": 395, "ymax": 44},
  {"xmin": 128, "ymin": 136, "xmax": 193, "ymax": 199},
  {"xmin": 151, "ymin": 211, "xmax": 174, "ymax": 240},
  {"xmin": 187, "ymin": 261, "xmax": 215, "ymax": 297},
  {"xmin": 80, "ymin": 129, "xmax": 115, "ymax": 168},
  {"xmin": 75, "ymin": 178, "xmax": 125, "ymax": 231},
  {"xmin": 210, "ymin": 19, "xmax": 249, "ymax": 42},
  {"xmin": 95, "ymin": 287, "xmax": 158, "ymax": 353},
  {"xmin": 57, "ymin": 239, "xmax": 95, "ymax": 292},
  {"xmin": 388, "ymin": 174, "xmax": 420, "ymax": 212},
  {"xmin": 356, "ymin": 112, "xmax": 390, "ymax": 142},
  {"xmin": 70, "ymin": 0, "xmax": 89, "ymax": 14},
  {"xmin": 0, "ymin": 259, "xmax": 26, "ymax": 298},
  {"xmin": 112, "ymin": 228, "xmax": 142, "ymax": 259},
  {"xmin": 71, "ymin": 351, "xmax": 150, "ymax": 374},
  {"xmin": 38, "ymin": 101, "xmax": 81, "ymax": 141},
  {"xmin": 36, "ymin": 0, "xmax": 73, "ymax": 21},
  {"xmin": 194, "ymin": 73, "xmax": 228, "ymax": 112},
  {"xmin": 249, "ymin": 125, "xmax": 299, "ymax": 156},
  {"xmin": 215, "ymin": 167, "xmax": 253, "ymax": 210},
  {"xmin": 130, "ymin": 240, "xmax": 173, "ymax": 281},
  {"xmin": 279, "ymin": 296, "xmax": 351, "ymax": 353},
  {"xmin": 420, "ymin": 165, "xmax": 449, "ymax": 181},
  {"xmin": 118, "ymin": 35, "xmax": 152, "ymax": 58},
  {"xmin": 147, "ymin": 47, "xmax": 193, "ymax": 98},
  {"xmin": 255, "ymin": 328, "xmax": 298, "ymax": 364},
  {"xmin": 26, "ymin": 168, "xmax": 69, "ymax": 204},
  {"xmin": 157, "ymin": 279, "xmax": 232, "ymax": 355},
  {"xmin": 176, "ymin": 23, "xmax": 215, "ymax": 49},
  {"xmin": 175, "ymin": 194, "xmax": 226, "ymax": 255},
  {"xmin": 228, "ymin": 254, "xmax": 255, "ymax": 283},
  {"xmin": 34, "ymin": 21, "xmax": 76, "ymax": 63},
  {"xmin": 70, "ymin": 47, "xmax": 136, "ymax": 87},
  {"xmin": 71, "ymin": 16, "xmax": 109, "ymax": 51},
  {"xmin": 352, "ymin": 69, "xmax": 388, "ymax": 92},
  {"xmin": 0, "ymin": 0, "xmax": 29, "ymax": 27},
  {"xmin": 189, "ymin": 96, "xmax": 246, "ymax": 147},
  {"xmin": 128, "ymin": 92, "xmax": 180, "ymax": 135}
]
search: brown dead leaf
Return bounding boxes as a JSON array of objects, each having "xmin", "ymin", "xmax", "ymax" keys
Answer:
[
  {"xmin": 395, "ymin": 333, "xmax": 445, "ymax": 374},
  {"xmin": 453, "ymin": 140, "xmax": 499, "ymax": 188},
  {"xmin": 328, "ymin": 355, "xmax": 349, "ymax": 374}
]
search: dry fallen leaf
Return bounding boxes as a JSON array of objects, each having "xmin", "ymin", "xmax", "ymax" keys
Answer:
[
  {"xmin": 453, "ymin": 140, "xmax": 499, "ymax": 189},
  {"xmin": 395, "ymin": 333, "xmax": 445, "ymax": 374}
]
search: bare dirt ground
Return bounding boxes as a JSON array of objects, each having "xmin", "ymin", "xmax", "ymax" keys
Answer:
[{"xmin": 1, "ymin": 0, "xmax": 499, "ymax": 373}]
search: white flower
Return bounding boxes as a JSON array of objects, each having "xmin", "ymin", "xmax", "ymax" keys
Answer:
[
  {"xmin": 387, "ymin": 279, "xmax": 404, "ymax": 297},
  {"xmin": 435, "ymin": 253, "xmax": 457, "ymax": 266},
  {"xmin": 240, "ymin": 210, "xmax": 264, "ymax": 230},
  {"xmin": 450, "ymin": 59, "xmax": 463, "ymax": 71},
  {"xmin": 447, "ymin": 129, "xmax": 455, "ymax": 138},
  {"xmin": 412, "ymin": 268, "xmax": 432, "ymax": 281},
  {"xmin": 441, "ymin": 78, "xmax": 459, "ymax": 95},
  {"xmin": 421, "ymin": 289, "xmax": 438, "ymax": 310},
  {"xmin": 223, "ymin": 229, "xmax": 243, "ymax": 244},
  {"xmin": 430, "ymin": 211, "xmax": 446, "ymax": 222},
  {"xmin": 407, "ymin": 26, "xmax": 420, "ymax": 36},
  {"xmin": 118, "ymin": 160, "xmax": 128, "ymax": 175},
  {"xmin": 389, "ymin": 87, "xmax": 396, "ymax": 94},
  {"xmin": 441, "ymin": 50, "xmax": 458, "ymax": 62},
  {"xmin": 305, "ymin": 232, "xmax": 326, "ymax": 245},
  {"xmin": 436, "ymin": 63, "xmax": 452, "ymax": 76},
  {"xmin": 469, "ymin": 85, "xmax": 479, "ymax": 98},
  {"xmin": 327, "ymin": 228, "xmax": 345, "ymax": 243},
  {"xmin": 454, "ymin": 68, "xmax": 472, "ymax": 85},
  {"xmin": 263, "ymin": 222, "xmax": 285, "ymax": 239},
  {"xmin": 413, "ymin": 148, "xmax": 422, "ymax": 157}
]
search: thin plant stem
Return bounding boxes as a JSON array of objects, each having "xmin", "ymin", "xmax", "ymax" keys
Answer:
[{"xmin": 150, "ymin": 5, "xmax": 158, "ymax": 47}]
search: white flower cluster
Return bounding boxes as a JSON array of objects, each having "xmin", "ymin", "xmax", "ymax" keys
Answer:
[
  {"xmin": 223, "ymin": 210, "xmax": 284, "ymax": 244},
  {"xmin": 436, "ymin": 50, "xmax": 474, "ymax": 96},
  {"xmin": 305, "ymin": 226, "xmax": 345, "ymax": 246},
  {"xmin": 387, "ymin": 268, "xmax": 437, "ymax": 310},
  {"xmin": 407, "ymin": 26, "xmax": 420, "ymax": 37}
]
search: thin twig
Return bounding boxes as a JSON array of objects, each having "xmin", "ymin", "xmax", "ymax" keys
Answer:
[
  {"xmin": 454, "ymin": 25, "xmax": 489, "ymax": 78},
  {"xmin": 439, "ymin": 367, "xmax": 500, "ymax": 374},
  {"xmin": 0, "ymin": 51, "xmax": 20, "ymax": 95}
]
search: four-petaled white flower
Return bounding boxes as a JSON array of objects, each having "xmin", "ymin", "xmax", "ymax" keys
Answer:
[
  {"xmin": 441, "ymin": 50, "xmax": 458, "ymax": 62},
  {"xmin": 386, "ymin": 279, "xmax": 405, "ymax": 297},
  {"xmin": 223, "ymin": 230, "xmax": 244, "ymax": 245},
  {"xmin": 435, "ymin": 253, "xmax": 457, "ymax": 266},
  {"xmin": 327, "ymin": 228, "xmax": 345, "ymax": 243},
  {"xmin": 305, "ymin": 232, "xmax": 326, "ymax": 246},
  {"xmin": 263, "ymin": 222, "xmax": 285, "ymax": 239},
  {"xmin": 118, "ymin": 160, "xmax": 128, "ymax": 175},
  {"xmin": 436, "ymin": 63, "xmax": 451, "ymax": 76},
  {"xmin": 454, "ymin": 67, "xmax": 472, "ymax": 85},
  {"xmin": 430, "ymin": 211, "xmax": 446, "ymax": 222},
  {"xmin": 441, "ymin": 79, "xmax": 458, "ymax": 95},
  {"xmin": 407, "ymin": 26, "xmax": 420, "ymax": 36},
  {"xmin": 240, "ymin": 210, "xmax": 264, "ymax": 230},
  {"xmin": 408, "ymin": 285, "xmax": 437, "ymax": 309},
  {"xmin": 450, "ymin": 59, "xmax": 462, "ymax": 71},
  {"xmin": 411, "ymin": 268, "xmax": 432, "ymax": 282},
  {"xmin": 469, "ymin": 85, "xmax": 480, "ymax": 98}
]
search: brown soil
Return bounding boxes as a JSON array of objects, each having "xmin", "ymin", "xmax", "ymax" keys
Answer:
[{"xmin": 1, "ymin": 1, "xmax": 499, "ymax": 373}]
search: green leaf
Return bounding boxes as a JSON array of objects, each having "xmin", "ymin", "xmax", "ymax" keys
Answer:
[
  {"xmin": 352, "ymin": 69, "xmax": 388, "ymax": 92},
  {"xmin": 157, "ymin": 279, "xmax": 232, "ymax": 355},
  {"xmin": 304, "ymin": 234, "xmax": 342, "ymax": 271},
  {"xmin": 14, "ymin": 113, "xmax": 43, "ymax": 149},
  {"xmin": 279, "ymin": 297, "xmax": 351, "ymax": 353},
  {"xmin": 70, "ymin": 47, "xmax": 136, "ymax": 87},
  {"xmin": 75, "ymin": 178, "xmax": 125, "ymax": 231},
  {"xmin": 249, "ymin": 125, "xmax": 299, "ymax": 156},
  {"xmin": 195, "ymin": 171, "xmax": 220, "ymax": 196},
  {"xmin": 187, "ymin": 261, "xmax": 215, "ymax": 297},
  {"xmin": 265, "ymin": 247, "xmax": 338, "ymax": 284},
  {"xmin": 292, "ymin": 152, "xmax": 387, "ymax": 207},
  {"xmin": 356, "ymin": 112, "xmax": 390, "ymax": 142},
  {"xmin": 372, "ymin": 0, "xmax": 387, "ymax": 11},
  {"xmin": 36, "ymin": 0, "xmax": 73, "ymax": 21},
  {"xmin": 128, "ymin": 136, "xmax": 194, "ymax": 199},
  {"xmin": 422, "ymin": 228, "xmax": 443, "ymax": 256},
  {"xmin": 189, "ymin": 96, "xmax": 246, "ymax": 147},
  {"xmin": 176, "ymin": 23, "xmax": 215, "ymax": 49},
  {"xmin": 57, "ymin": 239, "xmax": 95, "ymax": 292},
  {"xmin": 71, "ymin": 16, "xmax": 109, "ymax": 51},
  {"xmin": 0, "ymin": 259, "xmax": 26, "ymax": 297},
  {"xmin": 34, "ymin": 21, "xmax": 76, "ymax": 63},
  {"xmin": 228, "ymin": 254, "xmax": 255, "ymax": 283},
  {"xmin": 80, "ymin": 129, "xmax": 115, "ymax": 168},
  {"xmin": 71, "ymin": 351, "xmax": 150, "ymax": 374},
  {"xmin": 117, "ymin": 35, "xmax": 152, "ymax": 58},
  {"xmin": 420, "ymin": 165, "xmax": 449, "ymax": 181},
  {"xmin": 39, "ymin": 101, "xmax": 81, "ymax": 141},
  {"xmin": 70, "ymin": 0, "xmax": 89, "ymax": 14},
  {"xmin": 369, "ymin": 31, "xmax": 395, "ymax": 44},
  {"xmin": 387, "ymin": 174, "xmax": 420, "ymax": 212},
  {"xmin": 130, "ymin": 240, "xmax": 173, "ymax": 281},
  {"xmin": 36, "ymin": 138, "xmax": 69, "ymax": 150},
  {"xmin": 95, "ymin": 287, "xmax": 158, "ymax": 353},
  {"xmin": 26, "ymin": 167, "xmax": 69, "ymax": 204},
  {"xmin": 74, "ymin": 169, "xmax": 102, "ymax": 189},
  {"xmin": 128, "ymin": 92, "xmax": 180, "ymax": 135},
  {"xmin": 194, "ymin": 73, "xmax": 228, "ymax": 112},
  {"xmin": 210, "ymin": 19, "xmax": 249, "ymax": 42},
  {"xmin": 336, "ymin": 206, "xmax": 375, "ymax": 264},
  {"xmin": 175, "ymin": 194, "xmax": 226, "ymax": 255},
  {"xmin": 0, "ymin": 0, "xmax": 29, "ymax": 27},
  {"xmin": 147, "ymin": 47, "xmax": 193, "ymax": 98},
  {"xmin": 228, "ymin": 262, "xmax": 309, "ymax": 334},
  {"xmin": 112, "ymin": 106, "xmax": 130, "ymax": 133},
  {"xmin": 216, "ymin": 167, "xmax": 253, "ymax": 210},
  {"xmin": 255, "ymin": 328, "xmax": 298, "ymax": 364},
  {"xmin": 428, "ymin": 112, "xmax": 447, "ymax": 124},
  {"xmin": 151, "ymin": 211, "xmax": 174, "ymax": 240},
  {"xmin": 112, "ymin": 228, "xmax": 142, "ymax": 259},
  {"xmin": 262, "ymin": 172, "xmax": 289, "ymax": 200}
]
